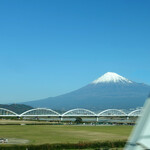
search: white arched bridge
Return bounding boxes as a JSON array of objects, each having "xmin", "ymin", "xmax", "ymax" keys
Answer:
[{"xmin": 0, "ymin": 108, "xmax": 142, "ymax": 118}]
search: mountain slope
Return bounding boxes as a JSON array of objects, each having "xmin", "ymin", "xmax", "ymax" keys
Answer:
[{"xmin": 23, "ymin": 72, "xmax": 150, "ymax": 110}]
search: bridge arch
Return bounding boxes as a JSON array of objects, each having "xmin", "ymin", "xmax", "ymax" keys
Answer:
[
  {"xmin": 128, "ymin": 109, "xmax": 142, "ymax": 116},
  {"xmin": 98, "ymin": 109, "xmax": 127, "ymax": 116},
  {"xmin": 20, "ymin": 108, "xmax": 60, "ymax": 116},
  {"xmin": 62, "ymin": 108, "xmax": 96, "ymax": 117},
  {"xmin": 0, "ymin": 108, "xmax": 18, "ymax": 116}
]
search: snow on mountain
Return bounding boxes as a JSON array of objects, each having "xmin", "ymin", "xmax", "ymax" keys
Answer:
[{"xmin": 92, "ymin": 72, "xmax": 132, "ymax": 84}]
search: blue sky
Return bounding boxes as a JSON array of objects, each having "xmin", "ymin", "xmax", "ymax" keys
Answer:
[{"xmin": 0, "ymin": 0, "xmax": 150, "ymax": 103}]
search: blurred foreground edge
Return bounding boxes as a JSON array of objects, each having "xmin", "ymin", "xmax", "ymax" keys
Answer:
[{"xmin": 124, "ymin": 95, "xmax": 150, "ymax": 150}]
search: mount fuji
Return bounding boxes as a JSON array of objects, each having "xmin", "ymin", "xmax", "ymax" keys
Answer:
[{"xmin": 23, "ymin": 72, "xmax": 150, "ymax": 110}]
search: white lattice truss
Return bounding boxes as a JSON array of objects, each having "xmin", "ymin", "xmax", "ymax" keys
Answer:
[
  {"xmin": 62, "ymin": 108, "xmax": 96, "ymax": 117},
  {"xmin": 20, "ymin": 108, "xmax": 60, "ymax": 117},
  {"xmin": 128, "ymin": 109, "xmax": 142, "ymax": 116},
  {"xmin": 0, "ymin": 108, "xmax": 18, "ymax": 116},
  {"xmin": 0, "ymin": 108, "xmax": 142, "ymax": 117},
  {"xmin": 98, "ymin": 109, "xmax": 127, "ymax": 116}
]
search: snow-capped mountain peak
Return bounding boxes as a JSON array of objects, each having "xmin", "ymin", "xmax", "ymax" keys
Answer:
[{"xmin": 92, "ymin": 72, "xmax": 132, "ymax": 84}]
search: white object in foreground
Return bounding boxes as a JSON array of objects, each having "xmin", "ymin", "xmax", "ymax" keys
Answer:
[
  {"xmin": 0, "ymin": 138, "xmax": 8, "ymax": 143},
  {"xmin": 124, "ymin": 96, "xmax": 150, "ymax": 150}
]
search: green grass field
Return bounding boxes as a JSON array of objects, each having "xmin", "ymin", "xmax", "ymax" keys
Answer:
[{"xmin": 0, "ymin": 125, "xmax": 133, "ymax": 145}]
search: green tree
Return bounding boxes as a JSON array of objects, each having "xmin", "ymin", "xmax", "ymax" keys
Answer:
[{"xmin": 75, "ymin": 117, "xmax": 82, "ymax": 124}]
